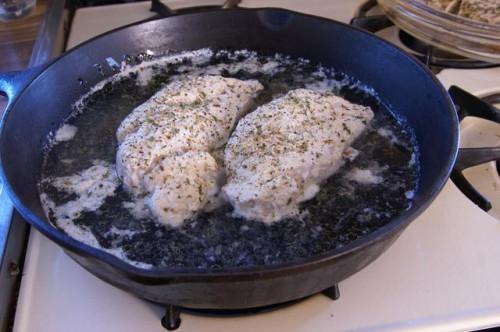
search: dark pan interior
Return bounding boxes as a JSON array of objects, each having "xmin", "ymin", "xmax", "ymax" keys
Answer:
[{"xmin": 0, "ymin": 8, "xmax": 457, "ymax": 288}]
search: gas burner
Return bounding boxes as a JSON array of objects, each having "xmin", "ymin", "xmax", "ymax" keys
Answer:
[
  {"xmin": 160, "ymin": 285, "xmax": 340, "ymax": 330},
  {"xmin": 351, "ymin": 0, "xmax": 499, "ymax": 72}
]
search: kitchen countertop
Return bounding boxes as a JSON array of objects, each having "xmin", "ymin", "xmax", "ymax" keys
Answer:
[{"xmin": 0, "ymin": 0, "xmax": 47, "ymax": 112}]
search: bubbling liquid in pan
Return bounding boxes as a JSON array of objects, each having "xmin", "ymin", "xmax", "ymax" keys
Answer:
[{"xmin": 40, "ymin": 49, "xmax": 419, "ymax": 269}]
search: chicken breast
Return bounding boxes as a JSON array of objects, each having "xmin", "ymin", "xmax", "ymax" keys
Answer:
[
  {"xmin": 424, "ymin": 0, "xmax": 460, "ymax": 12},
  {"xmin": 143, "ymin": 151, "xmax": 222, "ymax": 227},
  {"xmin": 116, "ymin": 75, "xmax": 263, "ymax": 226},
  {"xmin": 458, "ymin": 0, "xmax": 500, "ymax": 24},
  {"xmin": 424, "ymin": 0, "xmax": 500, "ymax": 24},
  {"xmin": 223, "ymin": 89, "xmax": 374, "ymax": 223}
]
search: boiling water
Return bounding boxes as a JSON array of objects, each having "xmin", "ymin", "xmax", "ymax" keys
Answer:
[{"xmin": 40, "ymin": 49, "xmax": 419, "ymax": 269}]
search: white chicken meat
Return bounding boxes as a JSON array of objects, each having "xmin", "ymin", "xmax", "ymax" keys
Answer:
[
  {"xmin": 223, "ymin": 89, "xmax": 374, "ymax": 223},
  {"xmin": 116, "ymin": 75, "xmax": 263, "ymax": 226}
]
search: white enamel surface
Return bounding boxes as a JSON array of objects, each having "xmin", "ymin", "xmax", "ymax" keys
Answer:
[
  {"xmin": 14, "ymin": 182, "xmax": 500, "ymax": 332},
  {"xmin": 13, "ymin": 1, "xmax": 500, "ymax": 331}
]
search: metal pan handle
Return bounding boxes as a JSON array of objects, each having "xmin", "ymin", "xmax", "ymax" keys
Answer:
[
  {"xmin": 0, "ymin": 66, "xmax": 45, "ymax": 110},
  {"xmin": 0, "ymin": 65, "xmax": 45, "ymax": 240},
  {"xmin": 448, "ymin": 85, "xmax": 500, "ymax": 211}
]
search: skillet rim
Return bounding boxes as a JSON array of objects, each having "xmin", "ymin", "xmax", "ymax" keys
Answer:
[{"xmin": 0, "ymin": 7, "xmax": 459, "ymax": 282}]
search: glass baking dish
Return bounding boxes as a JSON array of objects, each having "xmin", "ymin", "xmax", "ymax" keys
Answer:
[{"xmin": 378, "ymin": 0, "xmax": 500, "ymax": 63}]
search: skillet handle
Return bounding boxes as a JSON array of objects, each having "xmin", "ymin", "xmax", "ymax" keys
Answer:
[
  {"xmin": 0, "ymin": 66, "xmax": 45, "ymax": 109},
  {"xmin": 448, "ymin": 86, "xmax": 500, "ymax": 211},
  {"xmin": 0, "ymin": 66, "xmax": 46, "ymax": 216},
  {"xmin": 0, "ymin": 69, "xmax": 32, "ymax": 255}
]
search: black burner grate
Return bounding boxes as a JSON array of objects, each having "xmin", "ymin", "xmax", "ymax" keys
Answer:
[
  {"xmin": 481, "ymin": 93, "xmax": 500, "ymax": 178},
  {"xmin": 449, "ymin": 87, "xmax": 500, "ymax": 211},
  {"xmin": 160, "ymin": 285, "xmax": 340, "ymax": 330},
  {"xmin": 397, "ymin": 30, "xmax": 497, "ymax": 70}
]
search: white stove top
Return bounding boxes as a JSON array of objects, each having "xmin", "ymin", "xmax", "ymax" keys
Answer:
[{"xmin": 13, "ymin": 1, "xmax": 500, "ymax": 331}]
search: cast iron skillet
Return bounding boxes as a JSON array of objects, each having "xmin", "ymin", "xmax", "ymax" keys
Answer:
[{"xmin": 0, "ymin": 8, "xmax": 458, "ymax": 309}]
